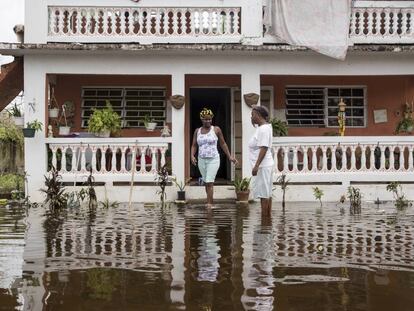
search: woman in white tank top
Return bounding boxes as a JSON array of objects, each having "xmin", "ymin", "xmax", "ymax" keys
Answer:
[{"xmin": 191, "ymin": 108, "xmax": 238, "ymax": 208}]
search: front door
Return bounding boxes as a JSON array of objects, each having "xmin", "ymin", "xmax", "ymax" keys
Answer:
[{"xmin": 190, "ymin": 88, "xmax": 232, "ymax": 183}]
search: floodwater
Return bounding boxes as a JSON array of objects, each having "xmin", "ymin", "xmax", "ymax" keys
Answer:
[{"xmin": 0, "ymin": 202, "xmax": 414, "ymax": 311}]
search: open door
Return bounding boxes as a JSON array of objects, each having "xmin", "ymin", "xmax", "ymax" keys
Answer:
[{"xmin": 190, "ymin": 88, "xmax": 232, "ymax": 183}]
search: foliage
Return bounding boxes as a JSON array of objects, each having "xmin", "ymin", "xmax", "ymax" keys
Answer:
[
  {"xmin": 386, "ymin": 182, "xmax": 411, "ymax": 210},
  {"xmin": 313, "ymin": 186, "xmax": 324, "ymax": 207},
  {"xmin": 347, "ymin": 186, "xmax": 362, "ymax": 214},
  {"xmin": 84, "ymin": 168, "xmax": 97, "ymax": 210},
  {"xmin": 233, "ymin": 177, "xmax": 251, "ymax": 192},
  {"xmin": 142, "ymin": 114, "xmax": 154, "ymax": 128},
  {"xmin": 156, "ymin": 164, "xmax": 169, "ymax": 204},
  {"xmin": 40, "ymin": 166, "xmax": 68, "ymax": 213},
  {"xmin": 270, "ymin": 118, "xmax": 288, "ymax": 137},
  {"xmin": 66, "ymin": 188, "xmax": 87, "ymax": 208},
  {"xmin": 99, "ymin": 198, "xmax": 119, "ymax": 209},
  {"xmin": 276, "ymin": 174, "xmax": 289, "ymax": 210},
  {"xmin": 8, "ymin": 103, "xmax": 22, "ymax": 117},
  {"xmin": 0, "ymin": 117, "xmax": 24, "ymax": 146},
  {"xmin": 171, "ymin": 176, "xmax": 191, "ymax": 191},
  {"xmin": 87, "ymin": 102, "xmax": 121, "ymax": 135},
  {"xmin": 26, "ymin": 120, "xmax": 43, "ymax": 131},
  {"xmin": 0, "ymin": 174, "xmax": 24, "ymax": 193},
  {"xmin": 395, "ymin": 116, "xmax": 414, "ymax": 134}
]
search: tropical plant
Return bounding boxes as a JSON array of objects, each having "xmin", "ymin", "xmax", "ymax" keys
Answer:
[
  {"xmin": 233, "ymin": 177, "xmax": 251, "ymax": 192},
  {"xmin": 142, "ymin": 114, "xmax": 154, "ymax": 128},
  {"xmin": 396, "ymin": 117, "xmax": 414, "ymax": 134},
  {"xmin": 40, "ymin": 166, "xmax": 68, "ymax": 212},
  {"xmin": 313, "ymin": 186, "xmax": 324, "ymax": 207},
  {"xmin": 156, "ymin": 164, "xmax": 169, "ymax": 205},
  {"xmin": 26, "ymin": 120, "xmax": 43, "ymax": 131},
  {"xmin": 386, "ymin": 182, "xmax": 411, "ymax": 210},
  {"xmin": 276, "ymin": 174, "xmax": 289, "ymax": 211},
  {"xmin": 347, "ymin": 186, "xmax": 362, "ymax": 214},
  {"xmin": 270, "ymin": 118, "xmax": 288, "ymax": 137},
  {"xmin": 0, "ymin": 116, "xmax": 24, "ymax": 146},
  {"xmin": 87, "ymin": 102, "xmax": 121, "ymax": 136},
  {"xmin": 8, "ymin": 103, "xmax": 22, "ymax": 117},
  {"xmin": 171, "ymin": 177, "xmax": 191, "ymax": 191}
]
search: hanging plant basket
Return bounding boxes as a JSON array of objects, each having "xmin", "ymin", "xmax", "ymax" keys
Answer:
[
  {"xmin": 22, "ymin": 128, "xmax": 35, "ymax": 138},
  {"xmin": 49, "ymin": 108, "xmax": 59, "ymax": 118}
]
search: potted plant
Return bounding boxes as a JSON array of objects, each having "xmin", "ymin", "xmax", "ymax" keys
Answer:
[
  {"xmin": 57, "ymin": 104, "xmax": 71, "ymax": 136},
  {"xmin": 233, "ymin": 177, "xmax": 251, "ymax": 202},
  {"xmin": 270, "ymin": 118, "xmax": 288, "ymax": 137},
  {"xmin": 48, "ymin": 87, "xmax": 59, "ymax": 118},
  {"xmin": 23, "ymin": 120, "xmax": 43, "ymax": 138},
  {"xmin": 172, "ymin": 177, "xmax": 191, "ymax": 201},
  {"xmin": 142, "ymin": 114, "xmax": 157, "ymax": 132},
  {"xmin": 396, "ymin": 116, "xmax": 414, "ymax": 134},
  {"xmin": 8, "ymin": 103, "xmax": 24, "ymax": 127},
  {"xmin": 88, "ymin": 103, "xmax": 121, "ymax": 137}
]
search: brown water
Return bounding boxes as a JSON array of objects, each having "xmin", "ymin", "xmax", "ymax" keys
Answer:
[{"xmin": 1, "ymin": 202, "xmax": 414, "ymax": 311}]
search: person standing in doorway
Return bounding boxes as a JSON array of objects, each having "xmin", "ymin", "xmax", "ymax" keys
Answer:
[
  {"xmin": 191, "ymin": 108, "xmax": 238, "ymax": 208},
  {"xmin": 249, "ymin": 106, "xmax": 274, "ymax": 214}
]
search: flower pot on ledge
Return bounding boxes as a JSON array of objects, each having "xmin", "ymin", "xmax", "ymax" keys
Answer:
[
  {"xmin": 59, "ymin": 126, "xmax": 71, "ymax": 136},
  {"xmin": 145, "ymin": 122, "xmax": 157, "ymax": 132}
]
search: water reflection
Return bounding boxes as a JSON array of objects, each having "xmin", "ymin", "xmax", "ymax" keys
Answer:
[{"xmin": 1, "ymin": 202, "xmax": 414, "ymax": 310}]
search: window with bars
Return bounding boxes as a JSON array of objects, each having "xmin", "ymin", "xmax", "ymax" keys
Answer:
[
  {"xmin": 81, "ymin": 87, "xmax": 166, "ymax": 128},
  {"xmin": 285, "ymin": 86, "xmax": 366, "ymax": 127}
]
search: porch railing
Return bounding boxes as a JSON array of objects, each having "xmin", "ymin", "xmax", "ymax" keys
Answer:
[
  {"xmin": 48, "ymin": 6, "xmax": 241, "ymax": 43},
  {"xmin": 47, "ymin": 138, "xmax": 171, "ymax": 183},
  {"xmin": 272, "ymin": 136, "xmax": 414, "ymax": 183}
]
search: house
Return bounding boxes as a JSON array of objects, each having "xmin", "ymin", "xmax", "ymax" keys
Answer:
[{"xmin": 1, "ymin": 0, "xmax": 414, "ymax": 202}]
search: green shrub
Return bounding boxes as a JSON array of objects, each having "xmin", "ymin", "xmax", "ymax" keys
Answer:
[
  {"xmin": 270, "ymin": 118, "xmax": 288, "ymax": 137},
  {"xmin": 87, "ymin": 102, "xmax": 121, "ymax": 135},
  {"xmin": 0, "ymin": 174, "xmax": 24, "ymax": 193},
  {"xmin": 0, "ymin": 117, "xmax": 24, "ymax": 147}
]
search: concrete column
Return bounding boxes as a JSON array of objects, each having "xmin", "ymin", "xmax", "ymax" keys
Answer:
[
  {"xmin": 241, "ymin": 0, "xmax": 263, "ymax": 45},
  {"xmin": 24, "ymin": 56, "xmax": 47, "ymax": 202},
  {"xmin": 25, "ymin": 0, "xmax": 48, "ymax": 44},
  {"xmin": 241, "ymin": 72, "xmax": 260, "ymax": 178},
  {"xmin": 171, "ymin": 73, "xmax": 185, "ymax": 182}
]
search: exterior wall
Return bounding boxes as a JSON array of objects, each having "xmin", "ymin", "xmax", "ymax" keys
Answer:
[
  {"xmin": 261, "ymin": 75, "xmax": 414, "ymax": 136},
  {"xmin": 53, "ymin": 74, "xmax": 171, "ymax": 137}
]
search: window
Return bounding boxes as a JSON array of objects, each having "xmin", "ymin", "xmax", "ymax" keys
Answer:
[
  {"xmin": 81, "ymin": 87, "xmax": 166, "ymax": 128},
  {"xmin": 285, "ymin": 86, "xmax": 366, "ymax": 127}
]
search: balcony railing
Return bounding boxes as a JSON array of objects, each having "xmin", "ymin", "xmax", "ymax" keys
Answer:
[
  {"xmin": 47, "ymin": 138, "xmax": 171, "ymax": 183},
  {"xmin": 48, "ymin": 6, "xmax": 241, "ymax": 43},
  {"xmin": 272, "ymin": 136, "xmax": 414, "ymax": 183}
]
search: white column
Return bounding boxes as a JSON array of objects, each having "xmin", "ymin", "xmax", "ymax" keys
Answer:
[
  {"xmin": 24, "ymin": 57, "xmax": 47, "ymax": 202},
  {"xmin": 171, "ymin": 73, "xmax": 185, "ymax": 182},
  {"xmin": 241, "ymin": 72, "xmax": 260, "ymax": 177},
  {"xmin": 241, "ymin": 0, "xmax": 263, "ymax": 45},
  {"xmin": 25, "ymin": 0, "xmax": 48, "ymax": 43}
]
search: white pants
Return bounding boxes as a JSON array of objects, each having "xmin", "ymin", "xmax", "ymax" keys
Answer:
[{"xmin": 252, "ymin": 166, "xmax": 274, "ymax": 199}]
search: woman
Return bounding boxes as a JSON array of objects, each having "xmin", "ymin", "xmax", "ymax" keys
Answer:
[
  {"xmin": 191, "ymin": 108, "xmax": 238, "ymax": 208},
  {"xmin": 249, "ymin": 106, "xmax": 274, "ymax": 212}
]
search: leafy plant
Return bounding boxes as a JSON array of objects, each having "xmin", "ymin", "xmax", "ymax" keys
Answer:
[
  {"xmin": 270, "ymin": 118, "xmax": 288, "ymax": 137},
  {"xmin": 99, "ymin": 198, "xmax": 119, "ymax": 209},
  {"xmin": 156, "ymin": 164, "xmax": 169, "ymax": 205},
  {"xmin": 386, "ymin": 182, "xmax": 411, "ymax": 210},
  {"xmin": 84, "ymin": 168, "xmax": 97, "ymax": 210},
  {"xmin": 396, "ymin": 117, "xmax": 414, "ymax": 134},
  {"xmin": 171, "ymin": 177, "xmax": 191, "ymax": 191},
  {"xmin": 347, "ymin": 186, "xmax": 362, "ymax": 214},
  {"xmin": 0, "ymin": 174, "xmax": 24, "ymax": 193},
  {"xmin": 26, "ymin": 120, "xmax": 43, "ymax": 131},
  {"xmin": 233, "ymin": 177, "xmax": 251, "ymax": 192},
  {"xmin": 66, "ymin": 188, "xmax": 87, "ymax": 208},
  {"xmin": 87, "ymin": 102, "xmax": 121, "ymax": 135},
  {"xmin": 313, "ymin": 187, "xmax": 324, "ymax": 207},
  {"xmin": 276, "ymin": 174, "xmax": 289, "ymax": 211},
  {"xmin": 142, "ymin": 114, "xmax": 154, "ymax": 128},
  {"xmin": 40, "ymin": 166, "xmax": 68, "ymax": 213},
  {"xmin": 0, "ymin": 116, "xmax": 24, "ymax": 146},
  {"xmin": 8, "ymin": 103, "xmax": 22, "ymax": 117}
]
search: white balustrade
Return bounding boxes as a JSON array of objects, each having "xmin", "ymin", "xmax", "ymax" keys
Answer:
[
  {"xmin": 272, "ymin": 136, "xmax": 414, "ymax": 183},
  {"xmin": 48, "ymin": 6, "xmax": 241, "ymax": 42},
  {"xmin": 264, "ymin": 1, "xmax": 414, "ymax": 44},
  {"xmin": 47, "ymin": 138, "xmax": 170, "ymax": 183}
]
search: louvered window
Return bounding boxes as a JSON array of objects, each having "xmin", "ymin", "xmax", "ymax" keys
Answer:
[
  {"xmin": 81, "ymin": 87, "xmax": 166, "ymax": 128},
  {"xmin": 285, "ymin": 86, "xmax": 366, "ymax": 128}
]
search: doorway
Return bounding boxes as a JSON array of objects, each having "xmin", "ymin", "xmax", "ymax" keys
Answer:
[{"xmin": 189, "ymin": 88, "xmax": 232, "ymax": 183}]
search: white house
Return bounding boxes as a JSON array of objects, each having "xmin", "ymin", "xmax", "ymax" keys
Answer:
[{"xmin": 1, "ymin": 0, "xmax": 414, "ymax": 202}]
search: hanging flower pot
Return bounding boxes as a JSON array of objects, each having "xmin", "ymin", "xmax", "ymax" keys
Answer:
[
  {"xmin": 22, "ymin": 128, "xmax": 35, "ymax": 138},
  {"xmin": 13, "ymin": 117, "xmax": 24, "ymax": 127},
  {"xmin": 49, "ymin": 108, "xmax": 59, "ymax": 118}
]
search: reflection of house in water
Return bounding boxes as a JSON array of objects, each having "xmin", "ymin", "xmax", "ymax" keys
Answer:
[{"xmin": 20, "ymin": 205, "xmax": 414, "ymax": 309}]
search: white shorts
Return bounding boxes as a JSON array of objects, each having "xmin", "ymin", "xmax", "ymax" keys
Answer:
[{"xmin": 252, "ymin": 166, "xmax": 274, "ymax": 199}]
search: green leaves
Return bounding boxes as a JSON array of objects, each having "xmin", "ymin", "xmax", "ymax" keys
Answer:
[
  {"xmin": 88, "ymin": 102, "xmax": 121, "ymax": 135},
  {"xmin": 233, "ymin": 177, "xmax": 251, "ymax": 192}
]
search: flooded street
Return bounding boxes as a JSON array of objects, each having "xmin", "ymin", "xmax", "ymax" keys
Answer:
[{"xmin": 1, "ymin": 202, "xmax": 414, "ymax": 310}]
